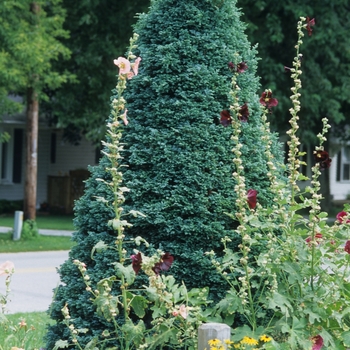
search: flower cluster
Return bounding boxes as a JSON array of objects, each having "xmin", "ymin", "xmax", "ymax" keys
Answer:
[
  {"xmin": 208, "ymin": 335, "xmax": 272, "ymax": 350},
  {"xmin": 131, "ymin": 251, "xmax": 174, "ymax": 275}
]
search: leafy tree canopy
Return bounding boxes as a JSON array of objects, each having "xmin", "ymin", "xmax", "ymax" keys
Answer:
[
  {"xmin": 43, "ymin": 0, "xmax": 150, "ymax": 144},
  {"xmin": 237, "ymin": 0, "xmax": 350, "ymax": 142}
]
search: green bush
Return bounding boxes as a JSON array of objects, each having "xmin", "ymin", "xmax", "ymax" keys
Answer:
[
  {"xmin": 0, "ymin": 199, "xmax": 23, "ymax": 215},
  {"xmin": 21, "ymin": 219, "xmax": 39, "ymax": 239},
  {"xmin": 46, "ymin": 0, "xmax": 284, "ymax": 348}
]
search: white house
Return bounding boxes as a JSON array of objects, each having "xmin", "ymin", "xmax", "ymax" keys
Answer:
[{"xmin": 0, "ymin": 112, "xmax": 98, "ymax": 213}]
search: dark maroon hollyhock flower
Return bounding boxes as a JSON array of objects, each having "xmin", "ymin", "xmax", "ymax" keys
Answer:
[
  {"xmin": 305, "ymin": 233, "xmax": 323, "ymax": 245},
  {"xmin": 152, "ymin": 252, "xmax": 174, "ymax": 275},
  {"xmin": 131, "ymin": 252, "xmax": 142, "ymax": 274},
  {"xmin": 220, "ymin": 110, "xmax": 232, "ymax": 127},
  {"xmin": 345, "ymin": 241, "xmax": 350, "ymax": 254},
  {"xmin": 236, "ymin": 62, "xmax": 248, "ymax": 73},
  {"xmin": 247, "ymin": 189, "xmax": 258, "ymax": 209},
  {"xmin": 314, "ymin": 150, "xmax": 332, "ymax": 170},
  {"xmin": 306, "ymin": 17, "xmax": 315, "ymax": 36},
  {"xmin": 311, "ymin": 335, "xmax": 323, "ymax": 350},
  {"xmin": 259, "ymin": 90, "xmax": 278, "ymax": 109},
  {"xmin": 228, "ymin": 62, "xmax": 235, "ymax": 70},
  {"xmin": 238, "ymin": 103, "xmax": 249, "ymax": 122},
  {"xmin": 228, "ymin": 61, "xmax": 248, "ymax": 73},
  {"xmin": 336, "ymin": 211, "xmax": 350, "ymax": 224}
]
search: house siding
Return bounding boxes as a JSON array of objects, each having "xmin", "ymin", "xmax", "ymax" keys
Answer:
[{"xmin": 330, "ymin": 152, "xmax": 350, "ymax": 200}]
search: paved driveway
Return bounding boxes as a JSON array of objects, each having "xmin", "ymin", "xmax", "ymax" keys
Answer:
[{"xmin": 0, "ymin": 251, "xmax": 69, "ymax": 314}]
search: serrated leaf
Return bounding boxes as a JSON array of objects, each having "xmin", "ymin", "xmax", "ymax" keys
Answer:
[
  {"xmin": 114, "ymin": 262, "xmax": 135, "ymax": 285},
  {"xmin": 53, "ymin": 339, "xmax": 69, "ymax": 350},
  {"xmin": 91, "ymin": 240, "xmax": 108, "ymax": 259}
]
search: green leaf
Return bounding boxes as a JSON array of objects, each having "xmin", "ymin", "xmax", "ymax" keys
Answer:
[
  {"xmin": 91, "ymin": 240, "xmax": 108, "ymax": 259},
  {"xmin": 53, "ymin": 340, "xmax": 69, "ymax": 350},
  {"xmin": 114, "ymin": 262, "xmax": 135, "ymax": 285},
  {"xmin": 129, "ymin": 293, "xmax": 148, "ymax": 318}
]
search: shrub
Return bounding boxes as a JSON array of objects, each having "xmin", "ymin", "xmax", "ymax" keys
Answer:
[{"xmin": 46, "ymin": 0, "xmax": 284, "ymax": 347}]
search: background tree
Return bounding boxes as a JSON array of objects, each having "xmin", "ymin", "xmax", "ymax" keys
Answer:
[
  {"xmin": 237, "ymin": 0, "xmax": 350, "ymax": 140},
  {"xmin": 46, "ymin": 0, "xmax": 284, "ymax": 347},
  {"xmin": 42, "ymin": 0, "xmax": 150, "ymax": 145},
  {"xmin": 0, "ymin": 0, "xmax": 73, "ymax": 219}
]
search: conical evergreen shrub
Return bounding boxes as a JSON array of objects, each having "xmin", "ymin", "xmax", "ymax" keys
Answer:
[{"xmin": 46, "ymin": 0, "xmax": 284, "ymax": 348}]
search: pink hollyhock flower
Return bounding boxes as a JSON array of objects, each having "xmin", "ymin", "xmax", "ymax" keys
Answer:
[
  {"xmin": 132, "ymin": 57, "xmax": 142, "ymax": 76},
  {"xmin": 122, "ymin": 109, "xmax": 128, "ymax": 125},
  {"xmin": 113, "ymin": 57, "xmax": 131, "ymax": 74},
  {"xmin": 247, "ymin": 189, "xmax": 258, "ymax": 209},
  {"xmin": 306, "ymin": 17, "xmax": 315, "ymax": 36},
  {"xmin": 0, "ymin": 260, "xmax": 14, "ymax": 276},
  {"xmin": 336, "ymin": 211, "xmax": 350, "ymax": 224},
  {"xmin": 179, "ymin": 304, "xmax": 188, "ymax": 319},
  {"xmin": 345, "ymin": 240, "xmax": 350, "ymax": 254},
  {"xmin": 311, "ymin": 335, "xmax": 323, "ymax": 350},
  {"xmin": 131, "ymin": 252, "xmax": 142, "ymax": 274}
]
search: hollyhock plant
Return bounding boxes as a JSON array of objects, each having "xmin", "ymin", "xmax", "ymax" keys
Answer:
[
  {"xmin": 114, "ymin": 57, "xmax": 131, "ymax": 75},
  {"xmin": 247, "ymin": 189, "xmax": 258, "ymax": 209},
  {"xmin": 132, "ymin": 57, "xmax": 142, "ymax": 76},
  {"xmin": 220, "ymin": 110, "xmax": 232, "ymax": 126},
  {"xmin": 259, "ymin": 89, "xmax": 278, "ymax": 109},
  {"xmin": 122, "ymin": 109, "xmax": 129, "ymax": 125},
  {"xmin": 336, "ymin": 211, "xmax": 350, "ymax": 224}
]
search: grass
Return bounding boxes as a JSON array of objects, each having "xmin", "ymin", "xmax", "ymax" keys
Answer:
[
  {"xmin": 0, "ymin": 311, "xmax": 53, "ymax": 350},
  {"xmin": 0, "ymin": 233, "xmax": 75, "ymax": 253},
  {"xmin": 0, "ymin": 214, "xmax": 75, "ymax": 231}
]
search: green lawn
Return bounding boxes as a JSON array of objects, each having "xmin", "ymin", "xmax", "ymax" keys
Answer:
[
  {"xmin": 0, "ymin": 311, "xmax": 53, "ymax": 350},
  {"xmin": 0, "ymin": 232, "xmax": 75, "ymax": 253},
  {"xmin": 0, "ymin": 214, "xmax": 75, "ymax": 230}
]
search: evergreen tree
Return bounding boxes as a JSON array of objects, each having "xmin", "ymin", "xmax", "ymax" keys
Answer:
[{"xmin": 46, "ymin": 0, "xmax": 284, "ymax": 347}]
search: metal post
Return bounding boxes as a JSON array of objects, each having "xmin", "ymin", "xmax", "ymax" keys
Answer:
[
  {"xmin": 13, "ymin": 210, "xmax": 23, "ymax": 241},
  {"xmin": 198, "ymin": 323, "xmax": 231, "ymax": 350}
]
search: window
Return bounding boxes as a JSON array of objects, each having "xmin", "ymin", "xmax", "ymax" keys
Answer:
[
  {"xmin": 336, "ymin": 146, "xmax": 350, "ymax": 182},
  {"xmin": 0, "ymin": 128, "xmax": 23, "ymax": 184}
]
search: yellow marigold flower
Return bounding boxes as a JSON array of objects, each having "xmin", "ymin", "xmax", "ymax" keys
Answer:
[
  {"xmin": 241, "ymin": 336, "xmax": 259, "ymax": 345},
  {"xmin": 224, "ymin": 339, "xmax": 234, "ymax": 345},
  {"xmin": 260, "ymin": 334, "xmax": 272, "ymax": 343}
]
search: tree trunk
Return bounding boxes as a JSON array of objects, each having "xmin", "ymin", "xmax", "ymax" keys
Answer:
[{"xmin": 24, "ymin": 87, "xmax": 39, "ymax": 220}]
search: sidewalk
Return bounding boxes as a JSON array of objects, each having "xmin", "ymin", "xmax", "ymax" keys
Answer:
[{"xmin": 0, "ymin": 226, "xmax": 73, "ymax": 236}]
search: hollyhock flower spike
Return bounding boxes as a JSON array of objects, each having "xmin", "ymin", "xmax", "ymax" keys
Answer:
[
  {"xmin": 247, "ymin": 189, "xmax": 258, "ymax": 209},
  {"xmin": 220, "ymin": 110, "xmax": 232, "ymax": 126},
  {"xmin": 131, "ymin": 252, "xmax": 142, "ymax": 274},
  {"xmin": 0, "ymin": 260, "xmax": 15, "ymax": 276},
  {"xmin": 259, "ymin": 89, "xmax": 278, "ymax": 109},
  {"xmin": 152, "ymin": 252, "xmax": 174, "ymax": 275},
  {"xmin": 238, "ymin": 103, "xmax": 249, "ymax": 122},
  {"xmin": 306, "ymin": 17, "xmax": 315, "ymax": 36},
  {"xmin": 336, "ymin": 211, "xmax": 350, "ymax": 224},
  {"xmin": 114, "ymin": 57, "xmax": 131, "ymax": 75}
]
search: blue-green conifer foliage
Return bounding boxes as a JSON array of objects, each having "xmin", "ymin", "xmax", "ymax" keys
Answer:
[{"xmin": 46, "ymin": 0, "xmax": 283, "ymax": 347}]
